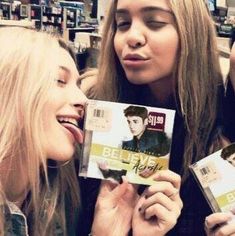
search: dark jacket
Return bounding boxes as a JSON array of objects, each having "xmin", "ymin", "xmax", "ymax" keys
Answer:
[
  {"xmin": 2, "ymin": 199, "xmax": 77, "ymax": 236},
  {"xmin": 3, "ymin": 201, "xmax": 29, "ymax": 236},
  {"xmin": 223, "ymin": 78, "xmax": 235, "ymax": 142},
  {"xmin": 122, "ymin": 129, "xmax": 171, "ymax": 157}
]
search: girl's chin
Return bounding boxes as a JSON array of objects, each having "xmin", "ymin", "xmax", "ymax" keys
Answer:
[
  {"xmin": 47, "ymin": 150, "xmax": 75, "ymax": 163},
  {"xmin": 47, "ymin": 156, "xmax": 73, "ymax": 168}
]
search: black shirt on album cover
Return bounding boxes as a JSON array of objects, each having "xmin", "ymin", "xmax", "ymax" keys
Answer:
[{"xmin": 122, "ymin": 129, "xmax": 171, "ymax": 157}]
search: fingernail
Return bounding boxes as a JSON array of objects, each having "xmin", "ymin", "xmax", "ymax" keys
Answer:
[
  {"xmin": 121, "ymin": 176, "xmax": 128, "ymax": 183},
  {"xmin": 153, "ymin": 172, "xmax": 160, "ymax": 180}
]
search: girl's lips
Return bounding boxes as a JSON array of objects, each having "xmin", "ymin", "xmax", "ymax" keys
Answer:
[
  {"xmin": 61, "ymin": 123, "xmax": 84, "ymax": 144},
  {"xmin": 122, "ymin": 54, "xmax": 150, "ymax": 68},
  {"xmin": 123, "ymin": 53, "xmax": 148, "ymax": 60},
  {"xmin": 122, "ymin": 58, "xmax": 150, "ymax": 68}
]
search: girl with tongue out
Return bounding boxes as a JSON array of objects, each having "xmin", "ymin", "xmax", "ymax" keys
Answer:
[{"xmin": 0, "ymin": 27, "xmax": 164, "ymax": 236}]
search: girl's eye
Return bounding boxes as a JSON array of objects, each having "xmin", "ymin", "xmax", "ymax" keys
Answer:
[
  {"xmin": 146, "ymin": 21, "xmax": 167, "ymax": 29},
  {"xmin": 56, "ymin": 79, "xmax": 67, "ymax": 86},
  {"xmin": 116, "ymin": 21, "xmax": 131, "ymax": 31}
]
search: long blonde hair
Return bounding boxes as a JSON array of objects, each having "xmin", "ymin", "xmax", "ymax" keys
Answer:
[
  {"xmin": 0, "ymin": 27, "xmax": 79, "ymax": 235},
  {"xmin": 94, "ymin": 0, "xmax": 224, "ymax": 180}
]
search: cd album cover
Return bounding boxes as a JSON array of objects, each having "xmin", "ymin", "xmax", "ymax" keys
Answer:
[
  {"xmin": 79, "ymin": 100, "xmax": 175, "ymax": 185},
  {"xmin": 190, "ymin": 143, "xmax": 235, "ymax": 220}
]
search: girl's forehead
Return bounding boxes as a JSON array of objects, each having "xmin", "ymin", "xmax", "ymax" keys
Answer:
[
  {"xmin": 57, "ymin": 48, "xmax": 73, "ymax": 67},
  {"xmin": 57, "ymin": 48, "xmax": 78, "ymax": 75},
  {"xmin": 114, "ymin": 0, "xmax": 174, "ymax": 20},
  {"xmin": 116, "ymin": 0, "xmax": 171, "ymax": 10}
]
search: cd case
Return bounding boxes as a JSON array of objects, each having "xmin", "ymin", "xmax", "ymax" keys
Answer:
[
  {"xmin": 190, "ymin": 143, "xmax": 235, "ymax": 219},
  {"xmin": 79, "ymin": 100, "xmax": 175, "ymax": 185}
]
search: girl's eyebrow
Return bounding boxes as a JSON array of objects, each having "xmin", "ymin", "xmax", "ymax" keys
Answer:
[
  {"xmin": 115, "ymin": 9, "xmax": 129, "ymax": 15},
  {"xmin": 59, "ymin": 66, "xmax": 70, "ymax": 74},
  {"xmin": 140, "ymin": 6, "xmax": 173, "ymax": 15},
  {"xmin": 58, "ymin": 66, "xmax": 70, "ymax": 80},
  {"xmin": 59, "ymin": 66, "xmax": 80, "ymax": 84}
]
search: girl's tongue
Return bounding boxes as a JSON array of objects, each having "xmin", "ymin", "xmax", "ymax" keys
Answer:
[{"xmin": 62, "ymin": 123, "xmax": 84, "ymax": 144}]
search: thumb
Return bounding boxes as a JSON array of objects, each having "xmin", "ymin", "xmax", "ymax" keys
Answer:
[
  {"xmin": 112, "ymin": 178, "xmax": 139, "ymax": 206},
  {"xmin": 111, "ymin": 180, "xmax": 130, "ymax": 201},
  {"xmin": 99, "ymin": 179, "xmax": 119, "ymax": 197}
]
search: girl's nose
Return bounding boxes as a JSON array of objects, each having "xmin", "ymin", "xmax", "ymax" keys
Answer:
[
  {"xmin": 71, "ymin": 88, "xmax": 88, "ymax": 113},
  {"xmin": 126, "ymin": 25, "xmax": 146, "ymax": 49}
]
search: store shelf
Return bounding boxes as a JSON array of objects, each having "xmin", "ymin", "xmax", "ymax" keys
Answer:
[{"xmin": 0, "ymin": 19, "xmax": 34, "ymax": 28}]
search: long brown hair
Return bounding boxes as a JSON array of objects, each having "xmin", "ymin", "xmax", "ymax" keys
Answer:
[{"xmin": 94, "ymin": 0, "xmax": 224, "ymax": 180}]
